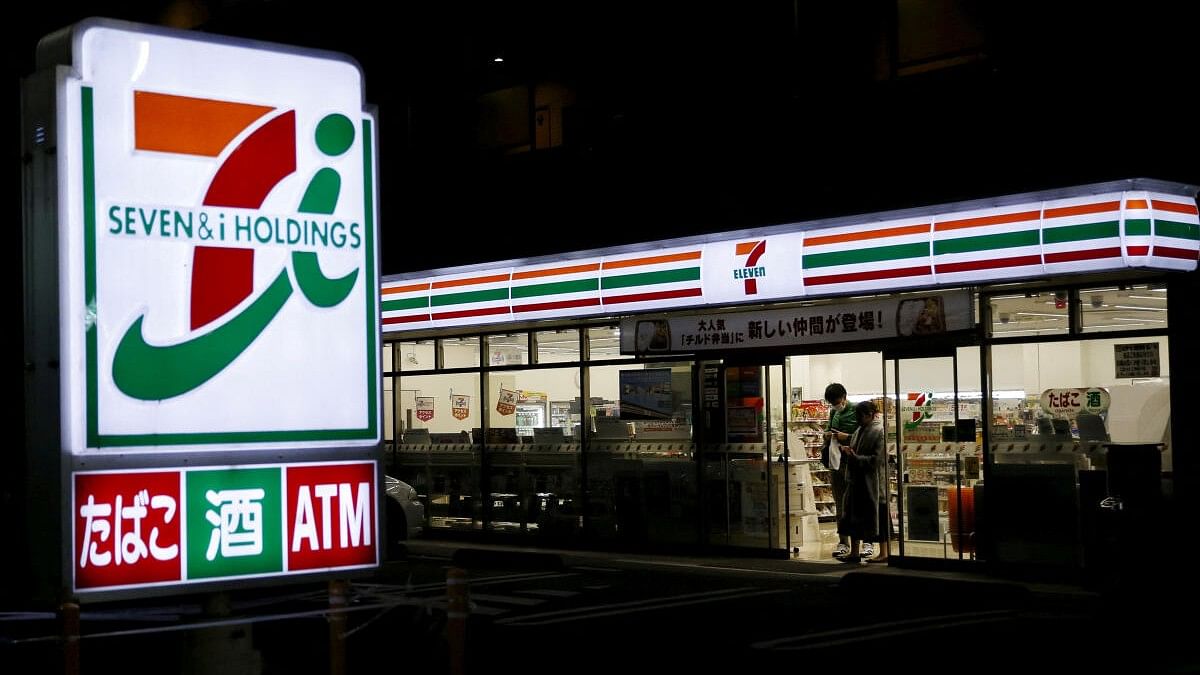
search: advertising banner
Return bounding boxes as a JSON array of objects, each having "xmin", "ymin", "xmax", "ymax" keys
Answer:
[
  {"xmin": 621, "ymin": 292, "xmax": 972, "ymax": 354},
  {"xmin": 415, "ymin": 397, "xmax": 435, "ymax": 422},
  {"xmin": 618, "ymin": 369, "xmax": 674, "ymax": 420}
]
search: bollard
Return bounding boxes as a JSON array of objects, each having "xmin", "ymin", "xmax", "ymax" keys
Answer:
[
  {"xmin": 328, "ymin": 580, "xmax": 349, "ymax": 675},
  {"xmin": 61, "ymin": 601, "xmax": 80, "ymax": 675},
  {"xmin": 446, "ymin": 567, "xmax": 469, "ymax": 675}
]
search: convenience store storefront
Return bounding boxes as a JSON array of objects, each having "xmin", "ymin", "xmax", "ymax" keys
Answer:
[{"xmin": 378, "ymin": 179, "xmax": 1196, "ymax": 572}]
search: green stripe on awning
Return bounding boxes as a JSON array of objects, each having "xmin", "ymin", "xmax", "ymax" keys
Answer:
[
  {"xmin": 803, "ymin": 242, "xmax": 928, "ymax": 269},
  {"xmin": 1125, "ymin": 219, "xmax": 1151, "ymax": 236},
  {"xmin": 1042, "ymin": 221, "xmax": 1119, "ymax": 245},
  {"xmin": 382, "ymin": 297, "xmax": 429, "ymax": 312},
  {"xmin": 933, "ymin": 230, "xmax": 1039, "ymax": 255},
  {"xmin": 602, "ymin": 267, "xmax": 701, "ymax": 290},
  {"xmin": 430, "ymin": 287, "xmax": 509, "ymax": 307},
  {"xmin": 511, "ymin": 278, "xmax": 599, "ymax": 299},
  {"xmin": 1155, "ymin": 219, "xmax": 1200, "ymax": 241}
]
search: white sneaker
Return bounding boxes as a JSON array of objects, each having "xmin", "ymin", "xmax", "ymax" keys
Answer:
[
  {"xmin": 833, "ymin": 544, "xmax": 850, "ymax": 559},
  {"xmin": 860, "ymin": 543, "xmax": 875, "ymax": 559}
]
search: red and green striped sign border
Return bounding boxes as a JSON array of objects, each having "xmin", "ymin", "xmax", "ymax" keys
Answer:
[{"xmin": 381, "ymin": 190, "xmax": 1196, "ymax": 332}]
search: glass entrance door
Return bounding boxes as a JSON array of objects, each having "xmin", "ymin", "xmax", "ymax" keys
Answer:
[
  {"xmin": 700, "ymin": 360, "xmax": 787, "ymax": 551},
  {"xmin": 884, "ymin": 350, "xmax": 982, "ymax": 562}
]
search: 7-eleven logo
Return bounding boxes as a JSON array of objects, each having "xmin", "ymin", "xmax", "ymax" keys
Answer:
[
  {"xmin": 734, "ymin": 240, "xmax": 767, "ymax": 295},
  {"xmin": 111, "ymin": 92, "xmax": 359, "ymax": 401}
]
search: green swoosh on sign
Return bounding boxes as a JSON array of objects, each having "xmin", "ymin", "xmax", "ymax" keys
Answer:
[
  {"xmin": 112, "ymin": 269, "xmax": 293, "ymax": 401},
  {"xmin": 292, "ymin": 251, "xmax": 358, "ymax": 307}
]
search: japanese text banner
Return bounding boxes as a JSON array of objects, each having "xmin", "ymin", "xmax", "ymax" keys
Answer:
[{"xmin": 620, "ymin": 291, "xmax": 972, "ymax": 353}]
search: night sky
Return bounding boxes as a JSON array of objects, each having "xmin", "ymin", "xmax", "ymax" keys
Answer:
[{"xmin": 10, "ymin": 2, "xmax": 1200, "ymax": 276}]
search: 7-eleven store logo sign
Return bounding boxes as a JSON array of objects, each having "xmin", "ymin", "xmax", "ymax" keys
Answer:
[{"xmin": 73, "ymin": 461, "xmax": 378, "ymax": 592}]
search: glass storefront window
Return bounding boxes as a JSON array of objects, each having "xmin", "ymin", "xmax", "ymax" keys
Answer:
[
  {"xmin": 384, "ymin": 375, "xmax": 395, "ymax": 444},
  {"xmin": 486, "ymin": 333, "xmax": 529, "ymax": 366},
  {"xmin": 443, "ymin": 336, "xmax": 481, "ymax": 368},
  {"xmin": 586, "ymin": 326, "xmax": 624, "ymax": 361},
  {"xmin": 990, "ymin": 337, "xmax": 1170, "ymax": 456},
  {"xmin": 399, "ymin": 339, "xmax": 436, "ymax": 371},
  {"xmin": 586, "ymin": 362, "xmax": 696, "ymax": 544},
  {"xmin": 394, "ymin": 373, "xmax": 482, "ymax": 531},
  {"xmin": 989, "ymin": 290, "xmax": 1069, "ymax": 338},
  {"xmin": 536, "ymin": 329, "xmax": 580, "ymax": 363},
  {"xmin": 484, "ymin": 367, "xmax": 581, "ymax": 534},
  {"xmin": 382, "ymin": 342, "xmax": 394, "ymax": 374},
  {"xmin": 1079, "ymin": 283, "xmax": 1168, "ymax": 333}
]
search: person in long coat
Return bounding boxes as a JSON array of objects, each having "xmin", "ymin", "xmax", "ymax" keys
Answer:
[{"xmin": 838, "ymin": 400, "xmax": 889, "ymax": 563}]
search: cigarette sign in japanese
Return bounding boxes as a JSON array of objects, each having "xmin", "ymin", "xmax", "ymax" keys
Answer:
[
  {"xmin": 620, "ymin": 292, "xmax": 971, "ymax": 353},
  {"xmin": 54, "ymin": 20, "xmax": 379, "ymax": 451},
  {"xmin": 415, "ymin": 397, "xmax": 435, "ymax": 422},
  {"xmin": 1040, "ymin": 388, "xmax": 1110, "ymax": 416},
  {"xmin": 73, "ymin": 461, "xmax": 377, "ymax": 592}
]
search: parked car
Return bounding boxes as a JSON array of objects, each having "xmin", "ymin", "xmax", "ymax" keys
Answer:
[{"xmin": 385, "ymin": 476, "xmax": 425, "ymax": 553}]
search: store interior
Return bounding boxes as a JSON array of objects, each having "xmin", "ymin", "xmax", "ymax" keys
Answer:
[{"xmin": 383, "ymin": 321, "xmax": 1171, "ymax": 562}]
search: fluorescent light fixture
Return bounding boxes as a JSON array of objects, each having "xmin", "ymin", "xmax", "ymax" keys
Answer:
[{"xmin": 493, "ymin": 57, "xmax": 504, "ymax": 63}]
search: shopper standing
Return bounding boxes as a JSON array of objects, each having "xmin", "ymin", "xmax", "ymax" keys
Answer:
[
  {"xmin": 839, "ymin": 400, "xmax": 889, "ymax": 564},
  {"xmin": 822, "ymin": 383, "xmax": 859, "ymax": 559}
]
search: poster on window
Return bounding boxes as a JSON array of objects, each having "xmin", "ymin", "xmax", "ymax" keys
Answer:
[
  {"xmin": 496, "ymin": 388, "xmax": 517, "ymax": 416},
  {"xmin": 1114, "ymin": 343, "xmax": 1160, "ymax": 379},
  {"xmin": 619, "ymin": 369, "xmax": 674, "ymax": 420},
  {"xmin": 415, "ymin": 397, "xmax": 435, "ymax": 422},
  {"xmin": 452, "ymin": 395, "xmax": 471, "ymax": 420}
]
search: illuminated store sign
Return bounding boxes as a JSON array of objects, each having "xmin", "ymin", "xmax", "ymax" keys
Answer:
[
  {"xmin": 55, "ymin": 20, "xmax": 380, "ymax": 450},
  {"xmin": 382, "ymin": 187, "xmax": 1197, "ymax": 332},
  {"xmin": 73, "ymin": 461, "xmax": 378, "ymax": 593}
]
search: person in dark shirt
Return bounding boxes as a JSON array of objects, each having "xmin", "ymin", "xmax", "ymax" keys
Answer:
[{"xmin": 822, "ymin": 383, "xmax": 860, "ymax": 559}]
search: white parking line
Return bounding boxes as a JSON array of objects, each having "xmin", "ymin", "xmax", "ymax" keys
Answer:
[
  {"xmin": 468, "ymin": 593, "xmax": 545, "ymax": 606},
  {"xmin": 496, "ymin": 587, "xmax": 787, "ymax": 626},
  {"xmin": 751, "ymin": 610, "xmax": 1015, "ymax": 650},
  {"xmin": 518, "ymin": 589, "xmax": 580, "ymax": 598}
]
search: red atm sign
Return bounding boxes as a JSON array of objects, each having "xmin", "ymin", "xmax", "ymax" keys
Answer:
[{"xmin": 73, "ymin": 461, "xmax": 377, "ymax": 592}]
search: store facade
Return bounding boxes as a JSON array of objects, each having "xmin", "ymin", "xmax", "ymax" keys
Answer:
[{"xmin": 378, "ymin": 179, "xmax": 1195, "ymax": 573}]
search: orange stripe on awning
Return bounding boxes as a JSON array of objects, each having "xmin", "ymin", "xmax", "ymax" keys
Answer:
[
  {"xmin": 1125, "ymin": 199, "xmax": 1149, "ymax": 210},
  {"xmin": 431, "ymin": 273, "xmax": 510, "ymax": 289},
  {"xmin": 134, "ymin": 91, "xmax": 274, "ymax": 157},
  {"xmin": 382, "ymin": 282, "xmax": 429, "ymax": 295},
  {"xmin": 512, "ymin": 262, "xmax": 601, "ymax": 280},
  {"xmin": 805, "ymin": 223, "xmax": 929, "ymax": 247},
  {"xmin": 935, "ymin": 210, "xmax": 1040, "ymax": 232},
  {"xmin": 1043, "ymin": 201, "xmax": 1120, "ymax": 219},
  {"xmin": 734, "ymin": 242, "xmax": 759, "ymax": 255},
  {"xmin": 602, "ymin": 251, "xmax": 701, "ymax": 270},
  {"xmin": 1152, "ymin": 199, "xmax": 1199, "ymax": 215}
]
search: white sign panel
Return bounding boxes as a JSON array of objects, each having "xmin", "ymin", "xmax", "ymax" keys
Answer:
[
  {"xmin": 621, "ymin": 292, "xmax": 972, "ymax": 353},
  {"xmin": 1114, "ymin": 343, "xmax": 1161, "ymax": 379},
  {"xmin": 57, "ymin": 20, "xmax": 380, "ymax": 451},
  {"xmin": 700, "ymin": 233, "xmax": 805, "ymax": 305}
]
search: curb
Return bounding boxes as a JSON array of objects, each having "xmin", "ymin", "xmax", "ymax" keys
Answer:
[
  {"xmin": 450, "ymin": 547, "xmax": 566, "ymax": 571},
  {"xmin": 839, "ymin": 570, "xmax": 1031, "ymax": 603}
]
